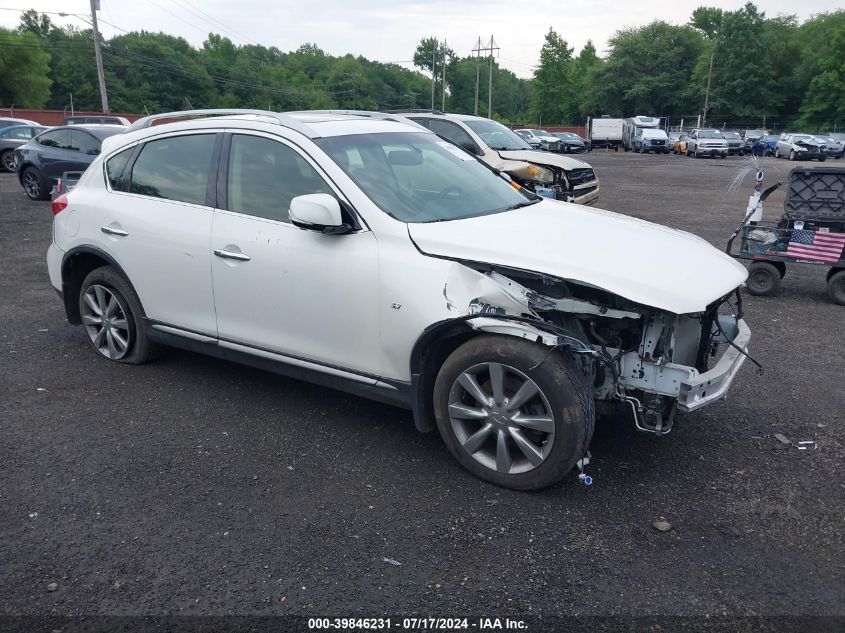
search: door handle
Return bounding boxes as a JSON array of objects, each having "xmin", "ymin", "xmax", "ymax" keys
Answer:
[
  {"xmin": 101, "ymin": 226, "xmax": 128, "ymax": 237},
  {"xmin": 214, "ymin": 249, "xmax": 251, "ymax": 261}
]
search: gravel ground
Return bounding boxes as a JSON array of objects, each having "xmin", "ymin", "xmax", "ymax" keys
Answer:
[{"xmin": 0, "ymin": 152, "xmax": 843, "ymax": 628}]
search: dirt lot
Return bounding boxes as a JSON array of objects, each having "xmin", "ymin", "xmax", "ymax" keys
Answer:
[{"xmin": 0, "ymin": 152, "xmax": 843, "ymax": 628}]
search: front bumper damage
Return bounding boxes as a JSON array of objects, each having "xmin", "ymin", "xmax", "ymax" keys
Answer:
[
  {"xmin": 677, "ymin": 317, "xmax": 750, "ymax": 412},
  {"xmin": 442, "ymin": 263, "xmax": 752, "ymax": 434}
]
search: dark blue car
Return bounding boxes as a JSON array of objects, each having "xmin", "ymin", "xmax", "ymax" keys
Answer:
[
  {"xmin": 15, "ymin": 125, "xmax": 126, "ymax": 200},
  {"xmin": 751, "ymin": 134, "xmax": 779, "ymax": 156}
]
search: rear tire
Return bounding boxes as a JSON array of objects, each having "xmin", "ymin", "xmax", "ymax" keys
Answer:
[
  {"xmin": 79, "ymin": 266, "xmax": 157, "ymax": 364},
  {"xmin": 433, "ymin": 335, "xmax": 593, "ymax": 491},
  {"xmin": 746, "ymin": 262, "xmax": 782, "ymax": 296},
  {"xmin": 827, "ymin": 270, "xmax": 845, "ymax": 305},
  {"xmin": 22, "ymin": 166, "xmax": 49, "ymax": 201}
]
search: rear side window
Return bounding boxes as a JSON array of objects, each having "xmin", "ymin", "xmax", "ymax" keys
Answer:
[
  {"xmin": 129, "ymin": 134, "xmax": 215, "ymax": 205},
  {"xmin": 105, "ymin": 148, "xmax": 134, "ymax": 190},
  {"xmin": 37, "ymin": 129, "xmax": 69, "ymax": 148},
  {"xmin": 226, "ymin": 134, "xmax": 332, "ymax": 223}
]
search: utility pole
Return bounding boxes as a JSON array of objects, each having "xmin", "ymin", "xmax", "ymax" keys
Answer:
[
  {"xmin": 430, "ymin": 42, "xmax": 436, "ymax": 110},
  {"xmin": 702, "ymin": 46, "xmax": 714, "ymax": 127},
  {"xmin": 89, "ymin": 0, "xmax": 110, "ymax": 113},
  {"xmin": 487, "ymin": 36, "xmax": 499, "ymax": 118},
  {"xmin": 441, "ymin": 40, "xmax": 447, "ymax": 112},
  {"xmin": 472, "ymin": 37, "xmax": 482, "ymax": 115}
]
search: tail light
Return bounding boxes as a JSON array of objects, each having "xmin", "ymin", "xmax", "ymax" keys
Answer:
[{"xmin": 52, "ymin": 194, "xmax": 69, "ymax": 215}]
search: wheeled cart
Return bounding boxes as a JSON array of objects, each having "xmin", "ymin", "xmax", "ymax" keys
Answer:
[{"xmin": 727, "ymin": 167, "xmax": 845, "ymax": 304}]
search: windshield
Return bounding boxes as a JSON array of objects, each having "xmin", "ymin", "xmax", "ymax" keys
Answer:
[
  {"xmin": 746, "ymin": 130, "xmax": 765, "ymax": 137},
  {"xmin": 555, "ymin": 132, "xmax": 579, "ymax": 140},
  {"xmin": 698, "ymin": 130, "xmax": 722, "ymax": 139},
  {"xmin": 642, "ymin": 129, "xmax": 668, "ymax": 139},
  {"xmin": 792, "ymin": 135, "xmax": 813, "ymax": 141},
  {"xmin": 316, "ymin": 132, "xmax": 536, "ymax": 223},
  {"xmin": 535, "ymin": 129, "xmax": 553, "ymax": 136},
  {"xmin": 465, "ymin": 120, "xmax": 532, "ymax": 150},
  {"xmin": 722, "ymin": 131, "xmax": 740, "ymax": 139}
]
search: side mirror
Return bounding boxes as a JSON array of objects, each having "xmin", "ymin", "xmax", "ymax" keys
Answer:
[
  {"xmin": 87, "ymin": 148, "xmax": 100, "ymax": 155},
  {"xmin": 460, "ymin": 141, "xmax": 482, "ymax": 156},
  {"xmin": 290, "ymin": 193, "xmax": 351, "ymax": 235}
]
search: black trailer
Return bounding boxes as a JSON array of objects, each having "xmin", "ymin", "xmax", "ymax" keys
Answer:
[{"xmin": 727, "ymin": 167, "xmax": 845, "ymax": 304}]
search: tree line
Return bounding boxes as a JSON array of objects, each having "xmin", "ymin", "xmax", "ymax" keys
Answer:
[{"xmin": 0, "ymin": 3, "xmax": 842, "ymax": 131}]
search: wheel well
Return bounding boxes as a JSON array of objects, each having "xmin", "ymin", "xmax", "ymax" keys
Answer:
[
  {"xmin": 828, "ymin": 266, "xmax": 844, "ymax": 282},
  {"xmin": 17, "ymin": 162, "xmax": 35, "ymax": 184},
  {"xmin": 61, "ymin": 250, "xmax": 117, "ymax": 324},
  {"xmin": 409, "ymin": 322, "xmax": 477, "ymax": 433},
  {"xmin": 771, "ymin": 261, "xmax": 786, "ymax": 278}
]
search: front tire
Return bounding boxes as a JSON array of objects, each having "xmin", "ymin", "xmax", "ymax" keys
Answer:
[
  {"xmin": 433, "ymin": 335, "xmax": 593, "ymax": 490},
  {"xmin": 0, "ymin": 149, "xmax": 15, "ymax": 172},
  {"xmin": 79, "ymin": 266, "xmax": 157, "ymax": 364}
]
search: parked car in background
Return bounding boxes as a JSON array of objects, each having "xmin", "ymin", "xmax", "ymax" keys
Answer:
[
  {"xmin": 632, "ymin": 128, "xmax": 670, "ymax": 153},
  {"xmin": 46, "ymin": 108, "xmax": 751, "ymax": 489},
  {"xmin": 0, "ymin": 124, "xmax": 48, "ymax": 172},
  {"xmin": 815, "ymin": 136, "xmax": 843, "ymax": 159},
  {"xmin": 64, "ymin": 115, "xmax": 130, "ymax": 126},
  {"xmin": 0, "ymin": 116, "xmax": 40, "ymax": 129},
  {"xmin": 398, "ymin": 111, "xmax": 599, "ymax": 205},
  {"xmin": 828, "ymin": 132, "xmax": 845, "ymax": 144},
  {"xmin": 721, "ymin": 130, "xmax": 745, "ymax": 155},
  {"xmin": 741, "ymin": 129, "xmax": 767, "ymax": 153},
  {"xmin": 15, "ymin": 125, "xmax": 127, "ymax": 200},
  {"xmin": 775, "ymin": 134, "xmax": 826, "ymax": 161},
  {"xmin": 513, "ymin": 129, "xmax": 541, "ymax": 149},
  {"xmin": 751, "ymin": 134, "xmax": 778, "ymax": 156},
  {"xmin": 670, "ymin": 132, "xmax": 689, "ymax": 155},
  {"xmin": 513, "ymin": 129, "xmax": 560, "ymax": 151},
  {"xmin": 686, "ymin": 129, "xmax": 728, "ymax": 158},
  {"xmin": 552, "ymin": 132, "xmax": 589, "ymax": 153}
]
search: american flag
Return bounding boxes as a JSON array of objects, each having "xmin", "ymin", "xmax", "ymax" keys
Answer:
[{"xmin": 785, "ymin": 229, "xmax": 845, "ymax": 263}]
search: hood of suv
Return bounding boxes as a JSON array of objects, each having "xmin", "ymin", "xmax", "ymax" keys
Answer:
[
  {"xmin": 408, "ymin": 200, "xmax": 747, "ymax": 314},
  {"xmin": 498, "ymin": 150, "xmax": 591, "ymax": 171}
]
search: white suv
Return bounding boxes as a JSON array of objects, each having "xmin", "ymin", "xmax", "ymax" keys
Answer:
[{"xmin": 47, "ymin": 109, "xmax": 752, "ymax": 490}]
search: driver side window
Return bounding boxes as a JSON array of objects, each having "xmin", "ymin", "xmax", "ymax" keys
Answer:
[
  {"xmin": 427, "ymin": 120, "xmax": 479, "ymax": 155},
  {"xmin": 226, "ymin": 134, "xmax": 333, "ymax": 223}
]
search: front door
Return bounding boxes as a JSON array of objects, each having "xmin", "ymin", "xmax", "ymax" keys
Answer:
[{"xmin": 210, "ymin": 132, "xmax": 380, "ymax": 377}]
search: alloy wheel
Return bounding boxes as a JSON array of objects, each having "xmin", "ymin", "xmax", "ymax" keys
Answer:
[
  {"xmin": 23, "ymin": 171, "xmax": 41, "ymax": 198},
  {"xmin": 1, "ymin": 151, "xmax": 15, "ymax": 171},
  {"xmin": 81, "ymin": 284, "xmax": 132, "ymax": 359},
  {"xmin": 447, "ymin": 362, "xmax": 555, "ymax": 475}
]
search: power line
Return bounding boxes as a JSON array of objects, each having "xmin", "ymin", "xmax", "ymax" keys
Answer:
[{"xmin": 171, "ymin": 0, "xmax": 257, "ymax": 45}]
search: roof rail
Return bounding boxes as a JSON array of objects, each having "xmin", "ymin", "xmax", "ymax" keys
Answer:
[
  {"xmin": 384, "ymin": 109, "xmax": 445, "ymax": 115},
  {"xmin": 286, "ymin": 109, "xmax": 428, "ymax": 131},
  {"xmin": 125, "ymin": 109, "xmax": 316, "ymax": 137}
]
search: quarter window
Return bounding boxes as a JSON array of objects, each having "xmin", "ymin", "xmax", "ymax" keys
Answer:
[
  {"xmin": 105, "ymin": 148, "xmax": 134, "ymax": 190},
  {"xmin": 129, "ymin": 134, "xmax": 215, "ymax": 205},
  {"xmin": 226, "ymin": 134, "xmax": 333, "ymax": 223}
]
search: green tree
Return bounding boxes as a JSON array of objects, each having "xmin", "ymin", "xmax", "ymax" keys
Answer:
[
  {"xmin": 0, "ymin": 28, "xmax": 52, "ymax": 107},
  {"xmin": 530, "ymin": 29, "xmax": 573, "ymax": 125},
  {"xmin": 794, "ymin": 11, "xmax": 845, "ymax": 130}
]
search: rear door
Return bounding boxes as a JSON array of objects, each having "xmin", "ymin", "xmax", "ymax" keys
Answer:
[{"xmin": 99, "ymin": 132, "xmax": 220, "ymax": 335}]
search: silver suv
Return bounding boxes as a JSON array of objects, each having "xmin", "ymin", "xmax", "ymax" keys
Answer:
[{"xmin": 397, "ymin": 112, "xmax": 599, "ymax": 205}]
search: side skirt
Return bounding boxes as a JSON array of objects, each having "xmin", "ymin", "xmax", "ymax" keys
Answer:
[{"xmin": 144, "ymin": 321, "xmax": 412, "ymax": 410}]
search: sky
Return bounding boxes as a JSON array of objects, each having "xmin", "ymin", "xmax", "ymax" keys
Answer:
[{"xmin": 1, "ymin": 0, "xmax": 842, "ymax": 78}]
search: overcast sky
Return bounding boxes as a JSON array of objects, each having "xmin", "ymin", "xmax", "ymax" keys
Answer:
[{"xmin": 1, "ymin": 1, "xmax": 841, "ymax": 78}]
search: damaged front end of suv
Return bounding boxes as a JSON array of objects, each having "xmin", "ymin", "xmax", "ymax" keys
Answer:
[
  {"xmin": 501, "ymin": 154, "xmax": 600, "ymax": 206},
  {"xmin": 439, "ymin": 262, "xmax": 752, "ymax": 435}
]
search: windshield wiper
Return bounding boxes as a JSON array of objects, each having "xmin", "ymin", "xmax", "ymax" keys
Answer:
[{"xmin": 505, "ymin": 198, "xmax": 542, "ymax": 211}]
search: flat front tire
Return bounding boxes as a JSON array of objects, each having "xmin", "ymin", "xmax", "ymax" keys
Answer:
[
  {"xmin": 79, "ymin": 266, "xmax": 156, "ymax": 364},
  {"xmin": 433, "ymin": 335, "xmax": 593, "ymax": 490}
]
